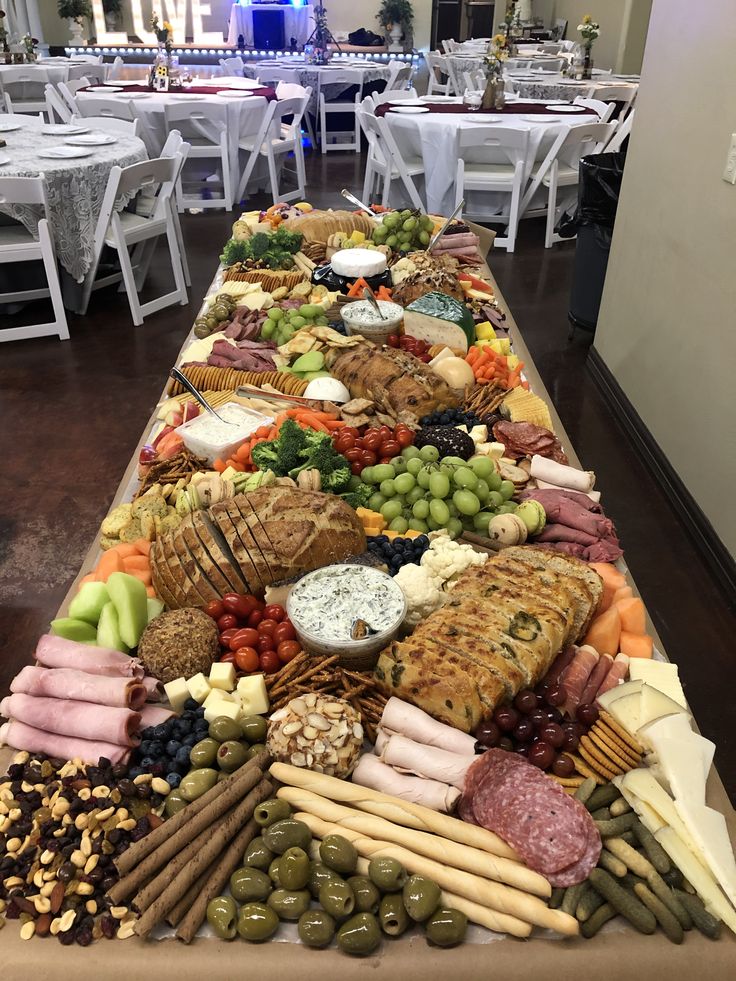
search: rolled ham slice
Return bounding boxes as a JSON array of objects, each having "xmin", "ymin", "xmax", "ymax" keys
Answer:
[
  {"xmin": 530, "ymin": 455, "xmax": 595, "ymax": 493},
  {"xmin": 0, "ymin": 720, "xmax": 129, "ymax": 766},
  {"xmin": 579, "ymin": 653, "xmax": 613, "ymax": 706},
  {"xmin": 378, "ymin": 733, "xmax": 472, "ymax": 790},
  {"xmin": 535, "ymin": 479, "xmax": 601, "ymax": 504},
  {"xmin": 138, "ymin": 704, "xmax": 176, "ymax": 729},
  {"xmin": 142, "ymin": 676, "xmax": 165, "ymax": 703},
  {"xmin": 560, "ymin": 645, "xmax": 598, "ymax": 718},
  {"xmin": 351, "ymin": 754, "xmax": 461, "ymax": 813},
  {"xmin": 543, "ymin": 645, "xmax": 577, "ymax": 689},
  {"xmin": 380, "ymin": 697, "xmax": 477, "ymax": 757},
  {"xmin": 1, "ymin": 694, "xmax": 141, "ymax": 747},
  {"xmin": 11, "ymin": 665, "xmax": 147, "ymax": 710},
  {"xmin": 596, "ymin": 653, "xmax": 630, "ymax": 699},
  {"xmin": 36, "ymin": 634, "xmax": 144, "ymax": 679}
]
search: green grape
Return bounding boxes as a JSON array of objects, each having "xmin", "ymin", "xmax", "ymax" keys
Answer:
[
  {"xmin": 438, "ymin": 463, "xmax": 453, "ymax": 477},
  {"xmin": 453, "ymin": 489, "xmax": 481, "ymax": 516},
  {"xmin": 475, "ymin": 479, "xmax": 490, "ymax": 503},
  {"xmin": 418, "ymin": 231, "xmax": 430, "ymax": 246},
  {"xmin": 290, "ymin": 316, "xmax": 306, "ymax": 329},
  {"xmin": 416, "ymin": 468, "xmax": 432, "ymax": 490},
  {"xmin": 412, "ymin": 499, "xmax": 430, "ymax": 520},
  {"xmin": 419, "ymin": 445, "xmax": 440, "ymax": 463},
  {"xmin": 379, "ymin": 479, "xmax": 396, "ymax": 498},
  {"xmin": 442, "ymin": 456, "xmax": 467, "ymax": 468},
  {"xmin": 401, "ymin": 445, "xmax": 421, "ymax": 460},
  {"xmin": 403, "ymin": 217, "xmax": 417, "ymax": 231},
  {"xmin": 488, "ymin": 490, "xmax": 504, "ymax": 509},
  {"xmin": 381, "ymin": 499, "xmax": 403, "ymax": 522},
  {"xmin": 372, "ymin": 464, "xmax": 396, "ymax": 481},
  {"xmin": 446, "ymin": 517, "xmax": 463, "ymax": 538},
  {"xmin": 390, "ymin": 456, "xmax": 407, "ymax": 474},
  {"xmin": 499, "ymin": 480, "xmax": 515, "ymax": 501},
  {"xmin": 487, "ymin": 471, "xmax": 503, "ymax": 492},
  {"xmin": 428, "ymin": 471, "xmax": 450, "ymax": 499},
  {"xmin": 394, "ymin": 473, "xmax": 416, "ymax": 495},
  {"xmin": 386, "ymin": 234, "xmax": 398, "ymax": 249},
  {"xmin": 389, "ymin": 517, "xmax": 409, "ymax": 534},
  {"xmin": 469, "ymin": 455, "xmax": 494, "ymax": 479},
  {"xmin": 367, "ymin": 492, "xmax": 386, "ymax": 511},
  {"xmin": 383, "ymin": 213, "xmax": 399, "ymax": 228},
  {"xmin": 426, "ymin": 516, "xmax": 442, "ymax": 531},
  {"xmin": 497, "ymin": 503, "xmax": 516, "ymax": 514},
  {"xmin": 452, "ymin": 467, "xmax": 478, "ymax": 491},
  {"xmin": 260, "ymin": 321, "xmax": 275, "ymax": 339},
  {"xmin": 372, "ymin": 225, "xmax": 388, "ymax": 242},
  {"xmin": 406, "ymin": 457, "xmax": 423, "ymax": 476},
  {"xmin": 406, "ymin": 485, "xmax": 426, "ymax": 505},
  {"xmin": 447, "ymin": 501, "xmax": 459, "ymax": 517},
  {"xmin": 315, "ymin": 317, "xmax": 328, "ymax": 326},
  {"xmin": 267, "ymin": 307, "xmax": 284, "ymax": 322},
  {"xmin": 429, "ymin": 498, "xmax": 450, "ymax": 526},
  {"xmin": 473, "ymin": 511, "xmax": 494, "ymax": 532},
  {"xmin": 421, "ymin": 215, "xmax": 434, "ymax": 231},
  {"xmin": 408, "ymin": 518, "xmax": 429, "ymax": 533},
  {"xmin": 361, "ymin": 467, "xmax": 375, "ymax": 484}
]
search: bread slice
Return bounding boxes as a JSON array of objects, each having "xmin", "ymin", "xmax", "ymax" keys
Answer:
[
  {"xmin": 192, "ymin": 510, "xmax": 250, "ymax": 593},
  {"xmin": 210, "ymin": 502, "xmax": 267, "ymax": 595},
  {"xmin": 176, "ymin": 531, "xmax": 220, "ymax": 604},
  {"xmin": 427, "ymin": 610, "xmax": 524, "ymax": 697},
  {"xmin": 155, "ymin": 533, "xmax": 194, "ymax": 608},
  {"xmin": 180, "ymin": 515, "xmax": 233, "ymax": 597},
  {"xmin": 149, "ymin": 541, "xmax": 178, "ymax": 609},
  {"xmin": 166, "ymin": 529, "xmax": 211, "ymax": 607},
  {"xmin": 224, "ymin": 499, "xmax": 274, "ymax": 589},
  {"xmin": 233, "ymin": 495, "xmax": 292, "ymax": 583}
]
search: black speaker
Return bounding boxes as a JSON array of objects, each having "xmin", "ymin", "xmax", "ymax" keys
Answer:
[{"xmin": 253, "ymin": 10, "xmax": 286, "ymax": 49}]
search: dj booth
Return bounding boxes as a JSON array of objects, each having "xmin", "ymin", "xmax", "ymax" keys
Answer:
[{"xmin": 227, "ymin": 1, "xmax": 314, "ymax": 48}]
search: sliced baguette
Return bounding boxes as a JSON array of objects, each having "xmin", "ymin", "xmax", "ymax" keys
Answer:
[
  {"xmin": 181, "ymin": 515, "xmax": 235, "ymax": 597},
  {"xmin": 193, "ymin": 509, "xmax": 250, "ymax": 594}
]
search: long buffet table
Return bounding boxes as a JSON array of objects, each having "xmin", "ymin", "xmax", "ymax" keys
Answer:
[{"xmin": 3, "ymin": 233, "xmax": 736, "ymax": 977}]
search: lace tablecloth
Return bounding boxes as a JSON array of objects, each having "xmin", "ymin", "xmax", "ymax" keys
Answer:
[
  {"xmin": 0, "ymin": 118, "xmax": 147, "ymax": 282},
  {"xmin": 244, "ymin": 61, "xmax": 391, "ymax": 114}
]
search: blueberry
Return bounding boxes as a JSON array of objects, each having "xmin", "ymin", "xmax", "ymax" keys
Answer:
[
  {"xmin": 166, "ymin": 772, "xmax": 182, "ymax": 789},
  {"xmin": 183, "ymin": 733, "xmax": 199, "ymax": 747},
  {"xmin": 152, "ymin": 725, "xmax": 169, "ymax": 740},
  {"xmin": 175, "ymin": 746, "xmax": 190, "ymax": 764},
  {"xmin": 367, "ymin": 541, "xmax": 379, "ymax": 553},
  {"xmin": 183, "ymin": 698, "xmax": 199, "ymax": 711},
  {"xmin": 165, "ymin": 740, "xmax": 181, "ymax": 756},
  {"xmin": 416, "ymin": 535, "xmax": 429, "ymax": 547},
  {"xmin": 390, "ymin": 555, "xmax": 403, "ymax": 569},
  {"xmin": 128, "ymin": 766, "xmax": 143, "ymax": 779},
  {"xmin": 139, "ymin": 741, "xmax": 152, "ymax": 756},
  {"xmin": 141, "ymin": 727, "xmax": 155, "ymax": 740},
  {"xmin": 194, "ymin": 718, "xmax": 209, "ymax": 732},
  {"xmin": 139, "ymin": 757, "xmax": 155, "ymax": 770}
]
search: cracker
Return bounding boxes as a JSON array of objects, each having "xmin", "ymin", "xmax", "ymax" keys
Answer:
[
  {"xmin": 589, "ymin": 725, "xmax": 640, "ymax": 768},
  {"xmin": 578, "ymin": 743, "xmax": 620, "ymax": 780},
  {"xmin": 568, "ymin": 753, "xmax": 605, "ymax": 785},
  {"xmin": 580, "ymin": 736, "xmax": 627, "ymax": 776},
  {"xmin": 549, "ymin": 775, "xmax": 585, "ymax": 787},
  {"xmin": 598, "ymin": 711, "xmax": 643, "ymax": 754}
]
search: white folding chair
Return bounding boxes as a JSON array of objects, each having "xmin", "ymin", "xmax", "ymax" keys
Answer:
[
  {"xmin": 542, "ymin": 42, "xmax": 562, "ymax": 54},
  {"xmin": 424, "ymin": 51, "xmax": 451, "ymax": 96},
  {"xmin": 58, "ymin": 77, "xmax": 90, "ymax": 114},
  {"xmin": 319, "ymin": 68, "xmax": 363, "ymax": 153},
  {"xmin": 573, "ymin": 96, "xmax": 615, "ymax": 123},
  {"xmin": 441, "ymin": 40, "xmax": 459, "ymax": 54},
  {"xmin": 275, "ymin": 81, "xmax": 317, "ymax": 147},
  {"xmin": 443, "ymin": 57, "xmax": 463, "ymax": 97},
  {"xmin": 163, "ymin": 101, "xmax": 231, "ymax": 211},
  {"xmin": 0, "ymin": 175, "xmax": 69, "ymax": 342},
  {"xmin": 587, "ymin": 83, "xmax": 637, "ymax": 120},
  {"xmin": 385, "ymin": 59, "xmax": 412, "ymax": 91},
  {"xmin": 257, "ymin": 67, "xmax": 300, "ymax": 87},
  {"xmin": 108, "ymin": 56, "xmax": 125, "ymax": 80},
  {"xmin": 0, "ymin": 67, "xmax": 50, "ymax": 116},
  {"xmin": 454, "ymin": 126, "xmax": 531, "ymax": 253},
  {"xmin": 69, "ymin": 62, "xmax": 105, "ymax": 85},
  {"xmin": 530, "ymin": 58, "xmax": 564, "ymax": 72},
  {"xmin": 358, "ymin": 102, "xmax": 424, "ymax": 211},
  {"xmin": 554, "ymin": 18, "xmax": 568, "ymax": 39},
  {"xmin": 74, "ymin": 95, "xmax": 136, "ymax": 122},
  {"xmin": 45, "ymin": 84, "xmax": 72, "ymax": 123},
  {"xmin": 521, "ymin": 121, "xmax": 616, "ymax": 247},
  {"xmin": 369, "ymin": 88, "xmax": 418, "ymax": 107},
  {"xmin": 605, "ymin": 108, "xmax": 635, "ymax": 153},
  {"xmin": 82, "ymin": 155, "xmax": 188, "ymax": 326},
  {"xmin": 71, "ymin": 113, "xmax": 140, "ymax": 137},
  {"xmin": 235, "ymin": 93, "xmax": 309, "ymax": 204},
  {"xmin": 158, "ymin": 129, "xmax": 192, "ymax": 287},
  {"xmin": 462, "ymin": 69, "xmax": 485, "ymax": 92},
  {"xmin": 219, "ymin": 56, "xmax": 245, "ymax": 77}
]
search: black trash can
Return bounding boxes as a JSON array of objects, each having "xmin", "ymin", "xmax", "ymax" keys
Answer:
[{"xmin": 567, "ymin": 150, "xmax": 626, "ymax": 334}]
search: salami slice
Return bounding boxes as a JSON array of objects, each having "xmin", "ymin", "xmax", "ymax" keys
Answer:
[
  {"xmin": 547, "ymin": 829, "xmax": 602, "ymax": 887},
  {"xmin": 456, "ymin": 794, "xmax": 477, "ymax": 825}
]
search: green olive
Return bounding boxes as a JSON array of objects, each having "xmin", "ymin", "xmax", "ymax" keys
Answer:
[
  {"xmin": 254, "ymin": 798, "xmax": 291, "ymax": 828},
  {"xmin": 263, "ymin": 819, "xmax": 312, "ymax": 855},
  {"xmin": 307, "ymin": 862, "xmax": 341, "ymax": 899},
  {"xmin": 266, "ymin": 888, "xmax": 310, "ymax": 921},
  {"xmin": 268, "ymin": 857, "xmax": 282, "ymax": 887},
  {"xmin": 368, "ymin": 856, "xmax": 407, "ymax": 893},
  {"xmin": 206, "ymin": 895, "xmax": 237, "ymax": 939},
  {"xmin": 205, "ymin": 316, "xmax": 219, "ymax": 331},
  {"xmin": 402, "ymin": 874, "xmax": 441, "ymax": 922},
  {"xmin": 347, "ymin": 875, "xmax": 380, "ymax": 913},
  {"xmin": 239, "ymin": 715, "xmax": 268, "ymax": 743},
  {"xmin": 424, "ymin": 907, "xmax": 468, "ymax": 947},
  {"xmin": 216, "ymin": 740, "xmax": 249, "ymax": 773},
  {"xmin": 319, "ymin": 834, "xmax": 358, "ymax": 876},
  {"xmin": 194, "ymin": 318, "xmax": 210, "ymax": 330},
  {"xmin": 335, "ymin": 912, "xmax": 381, "ymax": 956},
  {"xmin": 298, "ymin": 909, "xmax": 336, "ymax": 948},
  {"xmin": 193, "ymin": 323, "xmax": 211, "ymax": 339},
  {"xmin": 208, "ymin": 717, "xmax": 243, "ymax": 742},
  {"xmin": 319, "ymin": 879, "xmax": 355, "ymax": 919},
  {"xmin": 178, "ymin": 767, "xmax": 218, "ymax": 802},
  {"xmin": 188, "ymin": 738, "xmax": 219, "ymax": 769},
  {"xmin": 246, "ymin": 742, "xmax": 267, "ymax": 761},
  {"xmin": 278, "ymin": 847, "xmax": 310, "ymax": 890},
  {"xmin": 230, "ymin": 866, "xmax": 272, "ymax": 903},
  {"xmin": 212, "ymin": 303, "xmax": 231, "ymax": 321},
  {"xmin": 164, "ymin": 790, "xmax": 187, "ymax": 818},
  {"xmin": 243, "ymin": 837, "xmax": 274, "ymax": 871},
  {"xmin": 379, "ymin": 893, "xmax": 409, "ymax": 936},
  {"xmin": 237, "ymin": 902, "xmax": 279, "ymax": 942}
]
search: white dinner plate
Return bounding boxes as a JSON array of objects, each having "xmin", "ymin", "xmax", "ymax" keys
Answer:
[
  {"xmin": 0, "ymin": 154, "xmax": 10, "ymax": 165},
  {"xmin": 107, "ymin": 80, "xmax": 143, "ymax": 86},
  {"xmin": 546, "ymin": 104, "xmax": 585, "ymax": 112},
  {"xmin": 218, "ymin": 78, "xmax": 264, "ymax": 89},
  {"xmin": 126, "ymin": 92, "xmax": 153, "ymax": 99},
  {"xmin": 389, "ymin": 106, "xmax": 430, "ymax": 114},
  {"xmin": 37, "ymin": 147, "xmax": 94, "ymax": 159},
  {"xmin": 611, "ymin": 74, "xmax": 640, "ymax": 80},
  {"xmin": 40, "ymin": 123, "xmax": 89, "ymax": 135},
  {"xmin": 523, "ymin": 115, "xmax": 561, "ymax": 123},
  {"xmin": 65, "ymin": 133, "xmax": 117, "ymax": 146},
  {"xmin": 419, "ymin": 95, "xmax": 457, "ymax": 103},
  {"xmin": 216, "ymin": 89, "xmax": 253, "ymax": 98},
  {"xmin": 169, "ymin": 93, "xmax": 206, "ymax": 100},
  {"xmin": 88, "ymin": 85, "xmax": 122, "ymax": 93},
  {"xmin": 388, "ymin": 98, "xmax": 422, "ymax": 105},
  {"xmin": 463, "ymin": 115, "xmax": 502, "ymax": 123},
  {"xmin": 0, "ymin": 121, "xmax": 25, "ymax": 132}
]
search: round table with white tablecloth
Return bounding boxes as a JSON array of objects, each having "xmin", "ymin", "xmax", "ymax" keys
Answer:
[
  {"xmin": 245, "ymin": 59, "xmax": 392, "ymax": 115},
  {"xmin": 506, "ymin": 72, "xmax": 638, "ymax": 103},
  {"xmin": 377, "ymin": 97, "xmax": 599, "ymax": 216},
  {"xmin": 0, "ymin": 115, "xmax": 147, "ymax": 284}
]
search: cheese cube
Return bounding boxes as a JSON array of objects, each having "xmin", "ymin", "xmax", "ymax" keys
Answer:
[
  {"xmin": 186, "ymin": 672, "xmax": 211, "ymax": 704},
  {"xmin": 203, "ymin": 688, "xmax": 239, "ymax": 724},
  {"xmin": 236, "ymin": 674, "xmax": 269, "ymax": 717},
  {"xmin": 209, "ymin": 662, "xmax": 236, "ymax": 692},
  {"xmin": 163, "ymin": 677, "xmax": 189, "ymax": 714}
]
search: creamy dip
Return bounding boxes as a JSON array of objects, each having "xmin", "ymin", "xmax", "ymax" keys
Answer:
[
  {"xmin": 287, "ymin": 565, "xmax": 406, "ymax": 642},
  {"xmin": 176, "ymin": 402, "xmax": 273, "ymax": 463},
  {"xmin": 341, "ymin": 300, "xmax": 404, "ymax": 326}
]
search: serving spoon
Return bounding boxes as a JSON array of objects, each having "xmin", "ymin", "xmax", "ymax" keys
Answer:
[
  {"xmin": 169, "ymin": 366, "xmax": 236, "ymax": 425},
  {"xmin": 362, "ymin": 286, "xmax": 387, "ymax": 320},
  {"xmin": 341, "ymin": 188, "xmax": 377, "ymax": 218}
]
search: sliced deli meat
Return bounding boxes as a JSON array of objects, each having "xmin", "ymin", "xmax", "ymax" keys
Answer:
[
  {"xmin": 1, "ymin": 693, "xmax": 141, "ymax": 747},
  {"xmin": 10, "ymin": 665, "xmax": 147, "ymax": 710},
  {"xmin": 0, "ymin": 720, "xmax": 129, "ymax": 766},
  {"xmin": 351, "ymin": 753, "xmax": 461, "ymax": 814},
  {"xmin": 139, "ymin": 704, "xmax": 177, "ymax": 729},
  {"xmin": 380, "ymin": 697, "xmax": 477, "ymax": 757},
  {"xmin": 35, "ymin": 634, "xmax": 144, "ymax": 678}
]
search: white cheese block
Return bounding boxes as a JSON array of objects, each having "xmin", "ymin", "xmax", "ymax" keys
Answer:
[
  {"xmin": 186, "ymin": 672, "xmax": 211, "ymax": 704},
  {"xmin": 673, "ymin": 800, "xmax": 736, "ymax": 909},
  {"xmin": 637, "ymin": 684, "xmax": 690, "ymax": 731},
  {"xmin": 654, "ymin": 826, "xmax": 736, "ymax": 932},
  {"xmin": 331, "ymin": 248, "xmax": 387, "ymax": 279},
  {"xmin": 237, "ymin": 674, "xmax": 269, "ymax": 717},
  {"xmin": 628, "ymin": 660, "xmax": 687, "ymax": 707},
  {"xmin": 606, "ymin": 691, "xmax": 641, "ymax": 733},
  {"xmin": 163, "ymin": 677, "xmax": 189, "ymax": 714},
  {"xmin": 209, "ymin": 661, "xmax": 236, "ymax": 692},
  {"xmin": 643, "ymin": 720, "xmax": 714, "ymax": 804},
  {"xmin": 621, "ymin": 769, "xmax": 697, "ymax": 847},
  {"xmin": 597, "ymin": 679, "xmax": 643, "ymax": 711},
  {"xmin": 638, "ymin": 712, "xmax": 693, "ymax": 747},
  {"xmin": 204, "ymin": 696, "xmax": 241, "ymax": 724}
]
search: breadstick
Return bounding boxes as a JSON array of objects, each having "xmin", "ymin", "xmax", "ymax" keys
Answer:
[
  {"xmin": 296, "ymin": 812, "xmax": 578, "ymax": 935},
  {"xmin": 270, "ymin": 761, "xmax": 519, "ymax": 862},
  {"xmin": 278, "ymin": 786, "xmax": 548, "ymax": 898},
  {"xmin": 165, "ymin": 864, "xmax": 214, "ymax": 928}
]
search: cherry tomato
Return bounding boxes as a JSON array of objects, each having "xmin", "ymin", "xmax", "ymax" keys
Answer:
[
  {"xmin": 341, "ymin": 427, "xmax": 360, "ymax": 441},
  {"xmin": 398, "ymin": 336, "xmax": 413, "ymax": 348},
  {"xmin": 362, "ymin": 430, "xmax": 383, "ymax": 453},
  {"xmin": 205, "ymin": 599, "xmax": 224, "ymax": 620},
  {"xmin": 258, "ymin": 618, "xmax": 278, "ymax": 635},
  {"xmin": 277, "ymin": 640, "xmax": 301, "ymax": 664},
  {"xmin": 344, "ymin": 447, "xmax": 362, "ymax": 463},
  {"xmin": 259, "ymin": 650, "xmax": 281, "ymax": 673},
  {"xmin": 263, "ymin": 605, "xmax": 285, "ymax": 623},
  {"xmin": 247, "ymin": 610, "xmax": 263, "ymax": 629},
  {"xmin": 381, "ymin": 439, "xmax": 401, "ymax": 458},
  {"xmin": 219, "ymin": 628, "xmax": 239, "ymax": 647},
  {"xmin": 378, "ymin": 425, "xmax": 393, "ymax": 440},
  {"xmin": 234, "ymin": 646, "xmax": 260, "ymax": 672},
  {"xmin": 217, "ymin": 613, "xmax": 238, "ymax": 632},
  {"xmin": 413, "ymin": 339, "xmax": 428, "ymax": 354},
  {"xmin": 257, "ymin": 634, "xmax": 275, "ymax": 653},
  {"xmin": 360, "ymin": 449, "xmax": 377, "ymax": 466},
  {"xmin": 222, "ymin": 594, "xmax": 256, "ymax": 620},
  {"xmin": 219, "ymin": 651, "xmax": 236, "ymax": 664},
  {"xmin": 379, "ymin": 456, "xmax": 393, "ymax": 465},
  {"xmin": 350, "ymin": 461, "xmax": 363, "ymax": 475},
  {"xmin": 229, "ymin": 627, "xmax": 260, "ymax": 651},
  {"xmin": 354, "ymin": 437, "xmax": 365, "ymax": 450},
  {"xmin": 274, "ymin": 622, "xmax": 296, "ymax": 645},
  {"xmin": 386, "ymin": 334, "xmax": 400, "ymax": 348},
  {"xmin": 334, "ymin": 433, "xmax": 356, "ymax": 452},
  {"xmin": 395, "ymin": 429, "xmax": 413, "ymax": 448}
]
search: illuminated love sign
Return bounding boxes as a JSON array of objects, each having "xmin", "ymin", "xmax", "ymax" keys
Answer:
[{"xmin": 90, "ymin": 0, "xmax": 225, "ymax": 45}]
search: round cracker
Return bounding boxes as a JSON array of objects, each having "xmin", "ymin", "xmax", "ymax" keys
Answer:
[
  {"xmin": 580, "ymin": 735, "xmax": 628, "ymax": 775},
  {"xmin": 598, "ymin": 711, "xmax": 643, "ymax": 753},
  {"xmin": 549, "ymin": 774, "xmax": 585, "ymax": 787},
  {"xmin": 578, "ymin": 742, "xmax": 621, "ymax": 780},
  {"xmin": 568, "ymin": 752, "xmax": 606, "ymax": 785},
  {"xmin": 590, "ymin": 725, "xmax": 641, "ymax": 768}
]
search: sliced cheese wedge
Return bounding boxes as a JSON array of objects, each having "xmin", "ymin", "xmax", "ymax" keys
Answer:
[
  {"xmin": 621, "ymin": 769, "xmax": 696, "ymax": 848},
  {"xmin": 655, "ymin": 826, "xmax": 736, "ymax": 933},
  {"xmin": 673, "ymin": 800, "xmax": 736, "ymax": 910},
  {"xmin": 597, "ymin": 679, "xmax": 644, "ymax": 709},
  {"xmin": 637, "ymin": 684, "xmax": 690, "ymax": 730},
  {"xmin": 638, "ymin": 712, "xmax": 694, "ymax": 747},
  {"xmin": 648, "ymin": 731, "xmax": 715, "ymax": 804},
  {"xmin": 605, "ymin": 691, "xmax": 641, "ymax": 733},
  {"xmin": 628, "ymin": 660, "xmax": 687, "ymax": 707}
]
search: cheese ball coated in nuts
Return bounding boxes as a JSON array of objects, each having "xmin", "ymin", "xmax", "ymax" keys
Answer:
[{"xmin": 267, "ymin": 693, "xmax": 363, "ymax": 778}]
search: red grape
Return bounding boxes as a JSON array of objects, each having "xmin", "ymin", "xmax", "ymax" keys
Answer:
[
  {"xmin": 551, "ymin": 754, "xmax": 575, "ymax": 777},
  {"xmin": 512, "ymin": 719, "xmax": 535, "ymax": 743},
  {"xmin": 539, "ymin": 722, "xmax": 565, "ymax": 748},
  {"xmin": 528, "ymin": 742, "xmax": 555, "ymax": 769},
  {"xmin": 545, "ymin": 685, "xmax": 565, "ymax": 706},
  {"xmin": 514, "ymin": 745, "xmax": 529, "ymax": 757},
  {"xmin": 546, "ymin": 707, "xmax": 563, "ymax": 724},
  {"xmin": 514, "ymin": 690, "xmax": 538, "ymax": 714},
  {"xmin": 577, "ymin": 703, "xmax": 600, "ymax": 726},
  {"xmin": 528, "ymin": 708, "xmax": 548, "ymax": 729},
  {"xmin": 562, "ymin": 731, "xmax": 580, "ymax": 752},
  {"xmin": 474, "ymin": 720, "xmax": 501, "ymax": 748},
  {"xmin": 498, "ymin": 737, "xmax": 514, "ymax": 753},
  {"xmin": 494, "ymin": 706, "xmax": 520, "ymax": 732}
]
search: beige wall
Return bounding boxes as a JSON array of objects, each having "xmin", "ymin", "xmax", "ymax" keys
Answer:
[
  {"xmin": 594, "ymin": 0, "xmax": 736, "ymax": 557},
  {"xmin": 533, "ymin": 0, "xmax": 650, "ymax": 71}
]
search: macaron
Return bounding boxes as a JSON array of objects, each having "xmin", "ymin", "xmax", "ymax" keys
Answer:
[{"xmin": 515, "ymin": 499, "xmax": 546, "ymax": 536}]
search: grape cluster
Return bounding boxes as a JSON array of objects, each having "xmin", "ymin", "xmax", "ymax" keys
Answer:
[
  {"xmin": 129, "ymin": 699, "xmax": 209, "ymax": 787},
  {"xmin": 367, "ymin": 533, "xmax": 431, "ymax": 572},
  {"xmin": 260, "ymin": 303, "xmax": 329, "ymax": 346},
  {"xmin": 474, "ymin": 688, "xmax": 600, "ymax": 776},
  {"xmin": 419, "ymin": 408, "xmax": 484, "ymax": 428},
  {"xmin": 372, "ymin": 210, "xmax": 435, "ymax": 251}
]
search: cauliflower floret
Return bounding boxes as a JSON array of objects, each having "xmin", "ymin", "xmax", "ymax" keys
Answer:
[
  {"xmin": 393, "ymin": 564, "xmax": 445, "ymax": 628},
  {"xmin": 420, "ymin": 534, "xmax": 488, "ymax": 587}
]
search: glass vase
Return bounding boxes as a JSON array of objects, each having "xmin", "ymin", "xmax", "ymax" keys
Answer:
[
  {"xmin": 482, "ymin": 76, "xmax": 504, "ymax": 111},
  {"xmin": 582, "ymin": 48, "xmax": 593, "ymax": 80}
]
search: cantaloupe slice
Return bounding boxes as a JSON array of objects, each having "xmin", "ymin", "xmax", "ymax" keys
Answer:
[
  {"xmin": 616, "ymin": 597, "xmax": 646, "ymax": 634},
  {"xmin": 619, "ymin": 630, "xmax": 653, "ymax": 659},
  {"xmin": 589, "ymin": 562, "xmax": 627, "ymax": 612},
  {"xmin": 583, "ymin": 606, "xmax": 621, "ymax": 656},
  {"xmin": 611, "ymin": 585, "xmax": 633, "ymax": 605},
  {"xmin": 95, "ymin": 549, "xmax": 125, "ymax": 583}
]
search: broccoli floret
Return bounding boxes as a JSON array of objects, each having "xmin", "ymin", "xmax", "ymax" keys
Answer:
[
  {"xmin": 288, "ymin": 433, "xmax": 351, "ymax": 490},
  {"xmin": 249, "ymin": 232, "xmax": 271, "ymax": 258},
  {"xmin": 339, "ymin": 483, "xmax": 373, "ymax": 510},
  {"xmin": 249, "ymin": 440, "xmax": 282, "ymax": 473},
  {"xmin": 251, "ymin": 418, "xmax": 307, "ymax": 476},
  {"xmin": 219, "ymin": 238, "xmax": 249, "ymax": 267}
]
